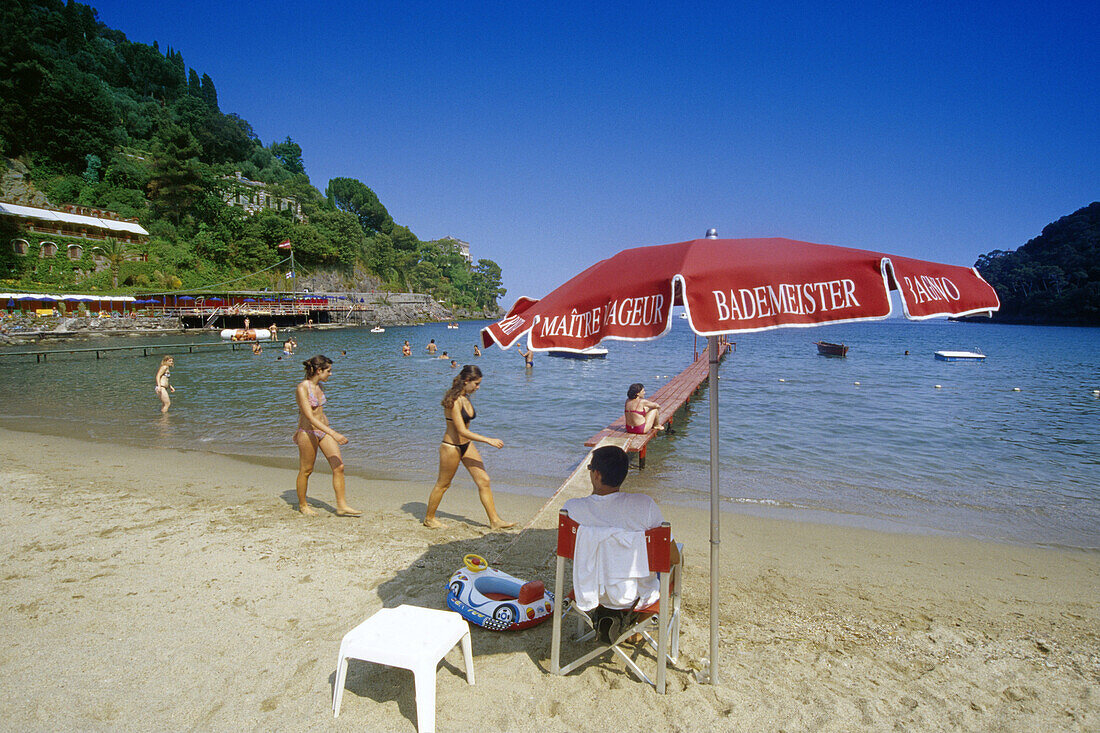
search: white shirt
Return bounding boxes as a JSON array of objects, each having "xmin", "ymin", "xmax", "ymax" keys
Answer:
[{"xmin": 563, "ymin": 492, "xmax": 665, "ymax": 610}]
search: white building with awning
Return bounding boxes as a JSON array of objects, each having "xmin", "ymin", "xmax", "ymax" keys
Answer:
[{"xmin": 1, "ymin": 201, "xmax": 149, "ymax": 257}]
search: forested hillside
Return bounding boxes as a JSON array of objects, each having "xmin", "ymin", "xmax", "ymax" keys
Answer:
[
  {"xmin": 975, "ymin": 202, "xmax": 1099, "ymax": 326},
  {"xmin": 0, "ymin": 0, "xmax": 504, "ymax": 311}
]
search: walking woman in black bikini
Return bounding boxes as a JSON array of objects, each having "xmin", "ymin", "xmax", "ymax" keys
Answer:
[
  {"xmin": 294, "ymin": 354, "xmax": 361, "ymax": 517},
  {"xmin": 424, "ymin": 365, "xmax": 514, "ymax": 529}
]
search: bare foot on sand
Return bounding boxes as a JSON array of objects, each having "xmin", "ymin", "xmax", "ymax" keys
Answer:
[
  {"xmin": 490, "ymin": 520, "xmax": 516, "ymax": 530},
  {"xmin": 299, "ymin": 505, "xmax": 318, "ymax": 516},
  {"xmin": 423, "ymin": 517, "xmax": 446, "ymax": 529},
  {"xmin": 335, "ymin": 507, "xmax": 362, "ymax": 517}
]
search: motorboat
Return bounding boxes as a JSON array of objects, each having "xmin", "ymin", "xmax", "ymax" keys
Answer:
[
  {"xmin": 935, "ymin": 349, "xmax": 986, "ymax": 361},
  {"xmin": 220, "ymin": 328, "xmax": 271, "ymax": 341},
  {"xmin": 370, "ymin": 326, "xmax": 385, "ymax": 333},
  {"xmin": 814, "ymin": 341, "xmax": 849, "ymax": 357},
  {"xmin": 547, "ymin": 346, "xmax": 609, "ymax": 359}
]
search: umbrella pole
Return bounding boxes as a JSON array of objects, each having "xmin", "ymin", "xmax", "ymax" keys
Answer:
[{"xmin": 708, "ymin": 335, "xmax": 720, "ymax": 684}]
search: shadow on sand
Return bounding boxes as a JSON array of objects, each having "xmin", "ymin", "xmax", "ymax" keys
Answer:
[{"xmin": 329, "ymin": 523, "xmax": 561, "ymax": 722}]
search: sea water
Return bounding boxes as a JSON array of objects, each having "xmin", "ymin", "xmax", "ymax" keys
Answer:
[{"xmin": 1, "ymin": 317, "xmax": 1097, "ymax": 549}]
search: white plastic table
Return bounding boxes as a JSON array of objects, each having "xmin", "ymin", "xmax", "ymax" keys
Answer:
[{"xmin": 333, "ymin": 605, "xmax": 474, "ymax": 732}]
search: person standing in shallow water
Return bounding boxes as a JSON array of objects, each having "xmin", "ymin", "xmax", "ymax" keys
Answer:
[
  {"xmin": 424, "ymin": 365, "xmax": 514, "ymax": 530},
  {"xmin": 294, "ymin": 354, "xmax": 361, "ymax": 517},
  {"xmin": 154, "ymin": 355, "xmax": 175, "ymax": 413}
]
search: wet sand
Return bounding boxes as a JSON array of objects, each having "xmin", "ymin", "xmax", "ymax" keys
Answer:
[{"xmin": 1, "ymin": 426, "xmax": 1097, "ymax": 731}]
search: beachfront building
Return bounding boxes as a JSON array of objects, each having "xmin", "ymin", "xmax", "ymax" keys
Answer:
[
  {"xmin": 440, "ymin": 236, "xmax": 471, "ymax": 262},
  {"xmin": 221, "ymin": 172, "xmax": 306, "ymax": 221},
  {"xmin": 1, "ymin": 201, "xmax": 150, "ymax": 256}
]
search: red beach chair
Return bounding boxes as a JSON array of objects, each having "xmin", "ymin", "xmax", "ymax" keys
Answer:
[{"xmin": 550, "ymin": 509, "xmax": 682, "ymax": 693}]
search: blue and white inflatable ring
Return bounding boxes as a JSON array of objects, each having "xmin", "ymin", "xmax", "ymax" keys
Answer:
[{"xmin": 445, "ymin": 554, "xmax": 554, "ymax": 631}]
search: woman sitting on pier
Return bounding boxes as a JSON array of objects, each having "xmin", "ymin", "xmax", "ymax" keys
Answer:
[{"xmin": 624, "ymin": 383, "xmax": 664, "ymax": 435}]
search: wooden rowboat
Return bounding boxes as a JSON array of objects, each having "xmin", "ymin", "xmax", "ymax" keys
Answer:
[{"xmin": 814, "ymin": 341, "xmax": 849, "ymax": 357}]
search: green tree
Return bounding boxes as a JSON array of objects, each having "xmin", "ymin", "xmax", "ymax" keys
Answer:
[
  {"xmin": 975, "ymin": 202, "xmax": 1099, "ymax": 325},
  {"xmin": 310, "ymin": 208, "xmax": 364, "ymax": 269},
  {"xmin": 471, "ymin": 258, "xmax": 506, "ymax": 309},
  {"xmin": 146, "ymin": 123, "xmax": 205, "ymax": 224},
  {"xmin": 154, "ymin": 269, "xmax": 183, "ymax": 290},
  {"xmin": 326, "ymin": 177, "xmax": 393, "ymax": 234},
  {"xmin": 82, "ymin": 153, "xmax": 102, "ymax": 183},
  {"xmin": 187, "ymin": 68, "xmax": 201, "ymax": 97},
  {"xmin": 200, "ymin": 73, "xmax": 218, "ymax": 110},
  {"xmin": 270, "ymin": 136, "xmax": 305, "ymax": 175},
  {"xmin": 92, "ymin": 237, "xmax": 132, "ymax": 289}
]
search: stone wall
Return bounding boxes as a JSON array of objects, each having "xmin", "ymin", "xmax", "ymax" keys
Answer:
[{"xmin": 0, "ymin": 314, "xmax": 183, "ymax": 345}]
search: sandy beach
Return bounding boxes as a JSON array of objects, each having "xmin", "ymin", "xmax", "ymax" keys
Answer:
[{"xmin": 0, "ymin": 426, "xmax": 1097, "ymax": 732}]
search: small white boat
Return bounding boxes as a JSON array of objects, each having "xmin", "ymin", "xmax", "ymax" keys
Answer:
[
  {"xmin": 547, "ymin": 346, "xmax": 608, "ymax": 359},
  {"xmin": 935, "ymin": 349, "xmax": 986, "ymax": 361},
  {"xmin": 220, "ymin": 328, "xmax": 271, "ymax": 341},
  {"xmin": 370, "ymin": 326, "xmax": 385, "ymax": 333},
  {"xmin": 679, "ymin": 312, "xmax": 688, "ymax": 320}
]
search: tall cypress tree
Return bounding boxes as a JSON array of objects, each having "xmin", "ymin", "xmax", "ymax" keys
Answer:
[
  {"xmin": 200, "ymin": 73, "xmax": 218, "ymax": 111},
  {"xmin": 146, "ymin": 123, "xmax": 205, "ymax": 224}
]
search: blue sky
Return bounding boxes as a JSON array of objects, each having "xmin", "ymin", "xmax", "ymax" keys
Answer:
[{"xmin": 89, "ymin": 0, "xmax": 1098, "ymax": 302}]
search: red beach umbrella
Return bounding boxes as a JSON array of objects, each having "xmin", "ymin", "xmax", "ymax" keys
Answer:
[{"xmin": 481, "ymin": 232, "xmax": 1000, "ymax": 684}]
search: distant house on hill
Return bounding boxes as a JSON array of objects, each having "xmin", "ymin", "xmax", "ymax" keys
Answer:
[
  {"xmin": 222, "ymin": 171, "xmax": 306, "ymax": 221},
  {"xmin": 0, "ymin": 201, "xmax": 149, "ymax": 260},
  {"xmin": 440, "ymin": 236, "xmax": 471, "ymax": 262}
]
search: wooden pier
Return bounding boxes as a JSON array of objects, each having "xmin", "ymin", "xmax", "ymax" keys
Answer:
[{"xmin": 584, "ymin": 338, "xmax": 733, "ymax": 467}]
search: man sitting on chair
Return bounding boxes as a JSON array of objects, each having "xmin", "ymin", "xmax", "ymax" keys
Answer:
[{"xmin": 562, "ymin": 445, "xmax": 679, "ymax": 642}]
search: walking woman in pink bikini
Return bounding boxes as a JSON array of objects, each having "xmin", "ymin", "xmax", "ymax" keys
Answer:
[
  {"xmin": 624, "ymin": 383, "xmax": 664, "ymax": 435},
  {"xmin": 294, "ymin": 354, "xmax": 360, "ymax": 517}
]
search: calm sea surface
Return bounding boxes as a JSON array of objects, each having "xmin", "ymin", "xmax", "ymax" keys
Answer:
[{"xmin": 1, "ymin": 317, "xmax": 1097, "ymax": 549}]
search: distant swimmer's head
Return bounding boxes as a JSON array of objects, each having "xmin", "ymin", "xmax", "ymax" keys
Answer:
[
  {"xmin": 627, "ymin": 383, "xmax": 645, "ymax": 399},
  {"xmin": 303, "ymin": 354, "xmax": 334, "ymax": 378}
]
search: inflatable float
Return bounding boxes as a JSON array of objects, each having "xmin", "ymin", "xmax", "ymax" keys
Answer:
[
  {"xmin": 445, "ymin": 554, "xmax": 554, "ymax": 631},
  {"xmin": 220, "ymin": 328, "xmax": 271, "ymax": 341}
]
